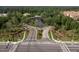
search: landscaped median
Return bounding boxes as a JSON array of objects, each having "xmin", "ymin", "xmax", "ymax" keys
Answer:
[
  {"xmin": 37, "ymin": 30, "xmax": 43, "ymax": 40},
  {"xmin": 49, "ymin": 28, "xmax": 79, "ymax": 42},
  {"xmin": 48, "ymin": 30, "xmax": 52, "ymax": 40}
]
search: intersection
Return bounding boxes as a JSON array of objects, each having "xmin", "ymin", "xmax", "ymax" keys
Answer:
[{"xmin": 0, "ymin": 27, "xmax": 79, "ymax": 52}]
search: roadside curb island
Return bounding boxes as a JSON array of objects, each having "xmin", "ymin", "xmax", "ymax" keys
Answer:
[
  {"xmin": 0, "ymin": 31, "xmax": 26, "ymax": 44},
  {"xmin": 50, "ymin": 31, "xmax": 79, "ymax": 44}
]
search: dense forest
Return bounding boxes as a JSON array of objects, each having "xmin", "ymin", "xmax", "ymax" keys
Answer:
[
  {"xmin": 0, "ymin": 6, "xmax": 79, "ymax": 41},
  {"xmin": 0, "ymin": 7, "xmax": 79, "ymax": 31}
]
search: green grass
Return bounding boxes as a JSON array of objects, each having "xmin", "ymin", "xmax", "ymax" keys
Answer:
[
  {"xmin": 0, "ymin": 30, "xmax": 29, "ymax": 42},
  {"xmin": 37, "ymin": 30, "xmax": 43, "ymax": 39},
  {"xmin": 51, "ymin": 29, "xmax": 79, "ymax": 42},
  {"xmin": 48, "ymin": 31, "xmax": 52, "ymax": 40},
  {"xmin": 0, "ymin": 26, "xmax": 29, "ymax": 42},
  {"xmin": 0, "ymin": 31, "xmax": 24, "ymax": 42}
]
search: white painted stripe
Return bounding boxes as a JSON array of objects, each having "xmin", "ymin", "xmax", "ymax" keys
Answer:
[
  {"xmin": 59, "ymin": 43, "xmax": 70, "ymax": 52},
  {"xmin": 9, "ymin": 44, "xmax": 18, "ymax": 52}
]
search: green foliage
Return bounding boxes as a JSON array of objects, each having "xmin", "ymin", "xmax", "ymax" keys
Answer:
[{"xmin": 0, "ymin": 7, "xmax": 79, "ymax": 41}]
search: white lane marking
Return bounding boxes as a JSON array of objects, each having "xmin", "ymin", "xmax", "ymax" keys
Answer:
[
  {"xmin": 64, "ymin": 43, "xmax": 70, "ymax": 52},
  {"xmin": 59, "ymin": 43, "xmax": 70, "ymax": 52},
  {"xmin": 59, "ymin": 43, "xmax": 67, "ymax": 52},
  {"xmin": 21, "ymin": 41, "xmax": 57, "ymax": 45},
  {"xmin": 9, "ymin": 44, "xmax": 18, "ymax": 52}
]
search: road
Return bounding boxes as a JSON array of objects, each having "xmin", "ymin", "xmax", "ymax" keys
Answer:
[
  {"xmin": 11, "ymin": 28, "xmax": 62, "ymax": 52},
  {"xmin": 0, "ymin": 28, "xmax": 79, "ymax": 52},
  {"xmin": 0, "ymin": 43, "xmax": 13, "ymax": 52},
  {"xmin": 10, "ymin": 28, "xmax": 74, "ymax": 52}
]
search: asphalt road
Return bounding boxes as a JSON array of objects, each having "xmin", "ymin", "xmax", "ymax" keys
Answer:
[
  {"xmin": 66, "ymin": 43, "xmax": 79, "ymax": 52},
  {"xmin": 0, "ymin": 43, "xmax": 13, "ymax": 52},
  {"xmin": 0, "ymin": 28, "xmax": 79, "ymax": 52},
  {"xmin": 14, "ymin": 28, "xmax": 69, "ymax": 52}
]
